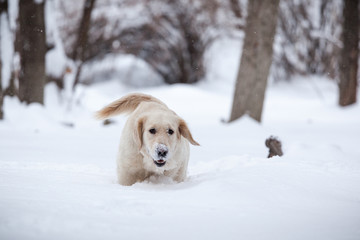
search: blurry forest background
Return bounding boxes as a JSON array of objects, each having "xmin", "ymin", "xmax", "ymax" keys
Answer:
[{"xmin": 0, "ymin": 0, "xmax": 358, "ymax": 120}]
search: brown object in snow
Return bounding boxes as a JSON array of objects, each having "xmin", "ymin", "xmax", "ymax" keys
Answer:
[{"xmin": 265, "ymin": 136, "xmax": 283, "ymax": 158}]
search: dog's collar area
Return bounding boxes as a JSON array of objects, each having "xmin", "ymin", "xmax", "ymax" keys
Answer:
[{"xmin": 153, "ymin": 160, "xmax": 166, "ymax": 167}]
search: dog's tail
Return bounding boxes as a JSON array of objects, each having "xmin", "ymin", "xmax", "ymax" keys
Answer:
[{"xmin": 95, "ymin": 93, "xmax": 165, "ymax": 120}]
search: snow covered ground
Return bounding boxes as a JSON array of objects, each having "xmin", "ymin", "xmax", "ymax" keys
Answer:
[{"xmin": 1, "ymin": 38, "xmax": 360, "ymax": 240}]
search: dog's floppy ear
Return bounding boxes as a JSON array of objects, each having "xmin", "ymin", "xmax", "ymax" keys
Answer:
[
  {"xmin": 133, "ymin": 117, "xmax": 144, "ymax": 148},
  {"xmin": 178, "ymin": 119, "xmax": 200, "ymax": 146}
]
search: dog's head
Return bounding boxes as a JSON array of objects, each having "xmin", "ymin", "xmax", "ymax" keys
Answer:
[{"xmin": 134, "ymin": 112, "xmax": 199, "ymax": 167}]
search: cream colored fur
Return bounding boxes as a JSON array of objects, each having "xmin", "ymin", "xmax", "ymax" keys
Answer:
[{"xmin": 96, "ymin": 93, "xmax": 199, "ymax": 186}]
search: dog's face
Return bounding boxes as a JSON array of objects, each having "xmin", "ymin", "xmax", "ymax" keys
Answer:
[{"xmin": 135, "ymin": 113, "xmax": 199, "ymax": 167}]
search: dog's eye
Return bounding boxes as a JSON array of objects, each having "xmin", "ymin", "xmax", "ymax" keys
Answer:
[
  {"xmin": 149, "ymin": 128, "xmax": 156, "ymax": 134},
  {"xmin": 168, "ymin": 129, "xmax": 174, "ymax": 135}
]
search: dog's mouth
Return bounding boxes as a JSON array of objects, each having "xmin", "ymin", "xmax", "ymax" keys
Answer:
[{"xmin": 153, "ymin": 159, "xmax": 166, "ymax": 167}]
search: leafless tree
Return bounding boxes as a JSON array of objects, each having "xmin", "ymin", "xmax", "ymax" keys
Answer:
[
  {"xmin": 0, "ymin": 0, "xmax": 7, "ymax": 119},
  {"xmin": 229, "ymin": 0, "xmax": 280, "ymax": 123},
  {"xmin": 18, "ymin": 0, "xmax": 46, "ymax": 104},
  {"xmin": 71, "ymin": 0, "xmax": 96, "ymax": 90},
  {"xmin": 230, "ymin": 0, "xmax": 242, "ymax": 19},
  {"xmin": 0, "ymin": 45, "xmax": 3, "ymax": 119},
  {"xmin": 339, "ymin": 0, "xmax": 359, "ymax": 106}
]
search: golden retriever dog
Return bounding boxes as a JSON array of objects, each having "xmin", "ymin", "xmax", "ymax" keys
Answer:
[{"xmin": 96, "ymin": 93, "xmax": 199, "ymax": 186}]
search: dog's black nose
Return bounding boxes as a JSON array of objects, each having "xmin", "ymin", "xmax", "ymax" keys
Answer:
[
  {"xmin": 157, "ymin": 149, "xmax": 168, "ymax": 158},
  {"xmin": 156, "ymin": 144, "xmax": 168, "ymax": 159},
  {"xmin": 158, "ymin": 150, "xmax": 168, "ymax": 157}
]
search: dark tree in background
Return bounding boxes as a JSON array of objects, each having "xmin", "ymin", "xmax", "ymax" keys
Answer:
[
  {"xmin": 0, "ymin": 52, "xmax": 2, "ymax": 119},
  {"xmin": 18, "ymin": 0, "xmax": 46, "ymax": 104},
  {"xmin": 71, "ymin": 0, "xmax": 96, "ymax": 90},
  {"xmin": 230, "ymin": 0, "xmax": 242, "ymax": 20},
  {"xmin": 339, "ymin": 0, "xmax": 359, "ymax": 106},
  {"xmin": 0, "ymin": 0, "xmax": 7, "ymax": 119},
  {"xmin": 0, "ymin": 25, "xmax": 2, "ymax": 120},
  {"xmin": 229, "ymin": 0, "xmax": 280, "ymax": 123},
  {"xmin": 0, "ymin": 49, "xmax": 2, "ymax": 119}
]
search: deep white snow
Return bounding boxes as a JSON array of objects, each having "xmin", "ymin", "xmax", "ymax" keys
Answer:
[{"xmin": 1, "ymin": 38, "xmax": 360, "ymax": 240}]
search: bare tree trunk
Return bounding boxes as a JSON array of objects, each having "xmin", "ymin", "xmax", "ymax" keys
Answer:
[
  {"xmin": 0, "ymin": 46, "xmax": 3, "ymax": 120},
  {"xmin": 0, "ymin": 0, "xmax": 8, "ymax": 119},
  {"xmin": 229, "ymin": 0, "xmax": 279, "ymax": 123},
  {"xmin": 230, "ymin": 0, "xmax": 242, "ymax": 19},
  {"xmin": 18, "ymin": 0, "xmax": 46, "ymax": 104},
  {"xmin": 72, "ymin": 0, "xmax": 96, "ymax": 90},
  {"xmin": 339, "ymin": 0, "xmax": 359, "ymax": 106}
]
